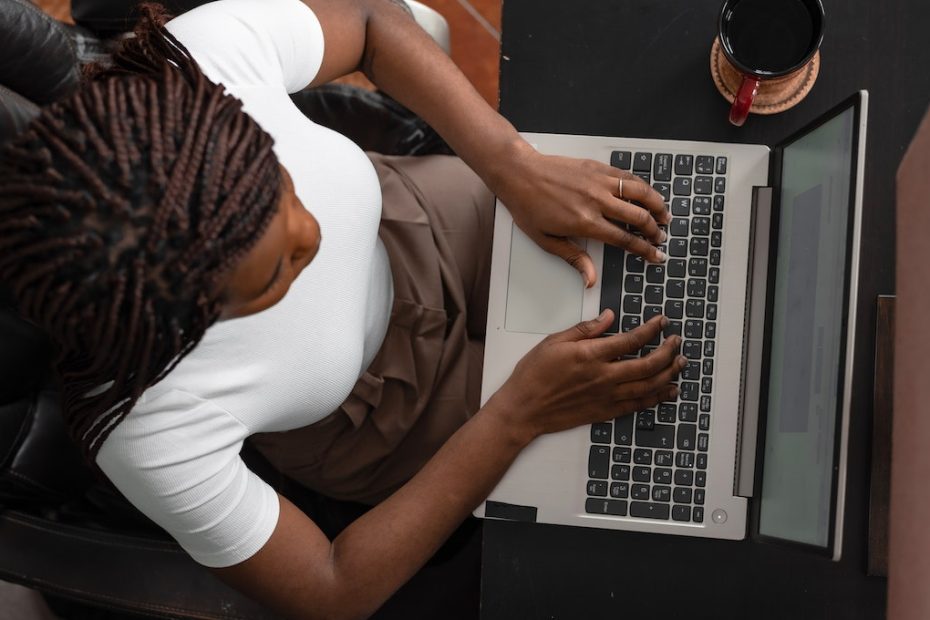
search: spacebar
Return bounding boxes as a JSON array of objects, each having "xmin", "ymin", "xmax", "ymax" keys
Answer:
[{"xmin": 630, "ymin": 502, "xmax": 670, "ymax": 520}]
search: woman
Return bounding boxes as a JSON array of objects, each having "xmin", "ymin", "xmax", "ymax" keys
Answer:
[{"xmin": 0, "ymin": 0, "xmax": 683, "ymax": 617}]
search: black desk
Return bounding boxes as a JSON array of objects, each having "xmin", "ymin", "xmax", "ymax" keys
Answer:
[{"xmin": 481, "ymin": 1, "xmax": 930, "ymax": 618}]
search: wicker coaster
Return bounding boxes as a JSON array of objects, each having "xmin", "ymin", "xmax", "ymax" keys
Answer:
[{"xmin": 710, "ymin": 38, "xmax": 820, "ymax": 116}]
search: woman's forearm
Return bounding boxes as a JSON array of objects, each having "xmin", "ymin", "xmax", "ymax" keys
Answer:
[{"xmin": 359, "ymin": 0, "xmax": 528, "ymax": 191}]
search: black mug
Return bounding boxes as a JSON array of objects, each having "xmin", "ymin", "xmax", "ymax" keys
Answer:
[{"xmin": 718, "ymin": 0, "xmax": 826, "ymax": 126}]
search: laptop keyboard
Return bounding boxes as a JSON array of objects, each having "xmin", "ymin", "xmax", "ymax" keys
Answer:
[{"xmin": 586, "ymin": 150, "xmax": 728, "ymax": 525}]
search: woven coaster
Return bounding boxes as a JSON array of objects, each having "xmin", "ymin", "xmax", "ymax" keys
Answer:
[{"xmin": 710, "ymin": 38, "xmax": 820, "ymax": 116}]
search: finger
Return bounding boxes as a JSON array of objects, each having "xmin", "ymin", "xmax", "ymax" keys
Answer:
[
  {"xmin": 613, "ymin": 354, "xmax": 687, "ymax": 401},
  {"xmin": 589, "ymin": 314, "xmax": 667, "ymax": 359},
  {"xmin": 599, "ymin": 196, "xmax": 664, "ymax": 245},
  {"xmin": 615, "ymin": 384, "xmax": 681, "ymax": 418},
  {"xmin": 549, "ymin": 308, "xmax": 614, "ymax": 344},
  {"xmin": 605, "ymin": 336, "xmax": 683, "ymax": 382},
  {"xmin": 588, "ymin": 218, "xmax": 667, "ymax": 264},
  {"xmin": 535, "ymin": 234, "xmax": 598, "ymax": 288},
  {"xmin": 614, "ymin": 174, "xmax": 670, "ymax": 225}
]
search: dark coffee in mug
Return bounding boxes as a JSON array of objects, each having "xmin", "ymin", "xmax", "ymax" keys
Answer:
[{"xmin": 722, "ymin": 0, "xmax": 817, "ymax": 74}]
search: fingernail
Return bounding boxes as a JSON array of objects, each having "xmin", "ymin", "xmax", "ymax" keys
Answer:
[
  {"xmin": 661, "ymin": 316, "xmax": 669, "ymax": 327},
  {"xmin": 598, "ymin": 309, "xmax": 610, "ymax": 320},
  {"xmin": 678, "ymin": 355, "xmax": 688, "ymax": 367},
  {"xmin": 670, "ymin": 386, "xmax": 680, "ymax": 397},
  {"xmin": 659, "ymin": 230, "xmax": 668, "ymax": 243},
  {"xmin": 654, "ymin": 250, "xmax": 668, "ymax": 263}
]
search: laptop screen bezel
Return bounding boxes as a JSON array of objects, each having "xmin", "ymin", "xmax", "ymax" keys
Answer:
[{"xmin": 748, "ymin": 92, "xmax": 865, "ymax": 559}]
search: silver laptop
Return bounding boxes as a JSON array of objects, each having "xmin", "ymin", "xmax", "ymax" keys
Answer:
[{"xmin": 475, "ymin": 92, "xmax": 868, "ymax": 560}]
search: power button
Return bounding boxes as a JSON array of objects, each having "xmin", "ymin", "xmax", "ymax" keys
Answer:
[{"xmin": 711, "ymin": 509, "xmax": 728, "ymax": 524}]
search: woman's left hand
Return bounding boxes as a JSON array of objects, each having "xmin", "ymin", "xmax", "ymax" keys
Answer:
[{"xmin": 490, "ymin": 141, "xmax": 671, "ymax": 288}]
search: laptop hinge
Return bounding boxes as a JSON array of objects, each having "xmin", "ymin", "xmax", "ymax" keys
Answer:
[{"xmin": 734, "ymin": 186, "xmax": 773, "ymax": 498}]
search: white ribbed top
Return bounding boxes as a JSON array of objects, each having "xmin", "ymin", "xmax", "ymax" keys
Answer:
[{"xmin": 96, "ymin": 0, "xmax": 393, "ymax": 567}]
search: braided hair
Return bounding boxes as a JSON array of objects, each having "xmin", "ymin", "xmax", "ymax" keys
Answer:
[{"xmin": 0, "ymin": 5, "xmax": 282, "ymax": 460}]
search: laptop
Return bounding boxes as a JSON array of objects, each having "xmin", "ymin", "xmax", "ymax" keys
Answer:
[{"xmin": 475, "ymin": 92, "xmax": 868, "ymax": 561}]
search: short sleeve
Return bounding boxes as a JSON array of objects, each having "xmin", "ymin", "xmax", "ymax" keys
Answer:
[
  {"xmin": 165, "ymin": 0, "xmax": 325, "ymax": 92},
  {"xmin": 96, "ymin": 390, "xmax": 280, "ymax": 568}
]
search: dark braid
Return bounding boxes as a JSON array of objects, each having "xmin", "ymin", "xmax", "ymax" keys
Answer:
[{"xmin": 0, "ymin": 4, "xmax": 282, "ymax": 460}]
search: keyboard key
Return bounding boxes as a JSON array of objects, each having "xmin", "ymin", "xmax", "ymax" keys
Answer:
[
  {"xmin": 655, "ymin": 450, "xmax": 674, "ymax": 467},
  {"xmin": 643, "ymin": 306, "xmax": 662, "ymax": 325},
  {"xmin": 613, "ymin": 446, "xmax": 632, "ymax": 463},
  {"xmin": 633, "ymin": 466, "xmax": 651, "ymax": 482},
  {"xmin": 701, "ymin": 377, "xmax": 713, "ymax": 394},
  {"xmin": 623, "ymin": 295, "xmax": 643, "ymax": 315},
  {"xmin": 653, "ymin": 183, "xmax": 670, "ymax": 202},
  {"xmin": 707, "ymin": 303, "xmax": 718, "ymax": 321},
  {"xmin": 611, "ymin": 151, "xmax": 632, "ymax": 170},
  {"xmin": 715, "ymin": 177, "xmax": 726, "ymax": 193},
  {"xmin": 693, "ymin": 506, "xmax": 705, "ymax": 523},
  {"xmin": 624, "ymin": 274, "xmax": 644, "ymax": 293},
  {"xmin": 664, "ymin": 300, "xmax": 684, "ymax": 320},
  {"xmin": 646, "ymin": 264, "xmax": 665, "ymax": 284},
  {"xmin": 654, "ymin": 153, "xmax": 672, "ymax": 181},
  {"xmin": 672, "ymin": 505, "xmax": 692, "ymax": 522},
  {"xmin": 708, "ymin": 267, "xmax": 720, "ymax": 284},
  {"xmin": 634, "ymin": 448, "xmax": 653, "ymax": 465},
  {"xmin": 636, "ymin": 424, "xmax": 675, "ymax": 449},
  {"xmin": 673, "ymin": 177, "xmax": 692, "ymax": 196},
  {"xmin": 693, "ymin": 196, "xmax": 712, "ymax": 215},
  {"xmin": 666, "ymin": 279, "xmax": 685, "ymax": 299},
  {"xmin": 685, "ymin": 300, "xmax": 705, "ymax": 319},
  {"xmin": 696, "ymin": 455, "xmax": 708, "ymax": 471},
  {"xmin": 636, "ymin": 410, "xmax": 655, "ymax": 431},
  {"xmin": 678, "ymin": 424, "xmax": 697, "ymax": 450},
  {"xmin": 704, "ymin": 341, "xmax": 716, "ymax": 357},
  {"xmin": 668, "ymin": 259, "xmax": 686, "ymax": 278},
  {"xmin": 644, "ymin": 285, "xmax": 664, "ymax": 305},
  {"xmin": 700, "ymin": 395, "xmax": 712, "ymax": 412},
  {"xmin": 674, "ymin": 154, "xmax": 694, "ymax": 175},
  {"xmin": 614, "ymin": 415, "xmax": 634, "ymax": 445},
  {"xmin": 699, "ymin": 414, "xmax": 711, "ymax": 431},
  {"xmin": 684, "ymin": 320, "xmax": 704, "ymax": 339},
  {"xmin": 633, "ymin": 152, "xmax": 653, "ymax": 172},
  {"xmin": 688, "ymin": 258, "xmax": 708, "ymax": 277},
  {"xmin": 712, "ymin": 213, "xmax": 724, "ymax": 230},
  {"xmin": 631, "ymin": 483, "xmax": 650, "ymax": 500},
  {"xmin": 669, "ymin": 239, "xmax": 688, "ymax": 257},
  {"xmin": 653, "ymin": 468, "xmax": 672, "ymax": 485},
  {"xmin": 698, "ymin": 433, "xmax": 709, "ymax": 452},
  {"xmin": 589, "ymin": 445, "xmax": 610, "ymax": 479},
  {"xmin": 691, "ymin": 217, "xmax": 711, "ymax": 236},
  {"xmin": 658, "ymin": 404, "xmax": 676, "ymax": 423},
  {"xmin": 673, "ymin": 487, "xmax": 693, "ymax": 504},
  {"xmin": 687, "ymin": 279, "xmax": 706, "ymax": 298},
  {"xmin": 683, "ymin": 341, "xmax": 702, "ymax": 360},
  {"xmin": 671, "ymin": 198, "xmax": 691, "ymax": 216},
  {"xmin": 690, "ymin": 238, "xmax": 709, "ymax": 256},
  {"xmin": 711, "ymin": 231, "xmax": 722, "ymax": 248},
  {"xmin": 670, "ymin": 217, "xmax": 689, "ymax": 237},
  {"xmin": 702, "ymin": 359, "xmax": 714, "ymax": 376},
  {"xmin": 715, "ymin": 156, "xmax": 728, "ymax": 175},
  {"xmin": 675, "ymin": 469, "xmax": 695, "ymax": 486},
  {"xmin": 591, "ymin": 423, "xmax": 612, "ymax": 443},
  {"xmin": 586, "ymin": 498, "xmax": 628, "ymax": 516},
  {"xmin": 694, "ymin": 176, "xmax": 713, "ymax": 195},
  {"xmin": 627, "ymin": 253, "xmax": 646, "ymax": 273},
  {"xmin": 695, "ymin": 489, "xmax": 706, "ymax": 505},
  {"xmin": 676, "ymin": 452, "xmax": 695, "ymax": 468},
  {"xmin": 680, "ymin": 381, "xmax": 699, "ymax": 402},
  {"xmin": 710, "ymin": 249, "xmax": 721, "ymax": 266},
  {"xmin": 682, "ymin": 361, "xmax": 700, "ymax": 380},
  {"xmin": 587, "ymin": 480, "xmax": 608, "ymax": 496},
  {"xmin": 713, "ymin": 195, "xmax": 725, "ymax": 212},
  {"xmin": 610, "ymin": 482, "xmax": 630, "ymax": 498},
  {"xmin": 613, "ymin": 464, "xmax": 631, "ymax": 480},
  {"xmin": 630, "ymin": 501, "xmax": 670, "ymax": 520},
  {"xmin": 696, "ymin": 156, "xmax": 715, "ymax": 174},
  {"xmin": 678, "ymin": 403, "xmax": 698, "ymax": 422},
  {"xmin": 652, "ymin": 485, "xmax": 671, "ymax": 502},
  {"xmin": 621, "ymin": 315, "xmax": 642, "ymax": 332},
  {"xmin": 634, "ymin": 171, "xmax": 650, "ymax": 184}
]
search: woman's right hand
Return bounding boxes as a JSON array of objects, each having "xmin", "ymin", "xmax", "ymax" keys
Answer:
[{"xmin": 491, "ymin": 310, "xmax": 684, "ymax": 446}]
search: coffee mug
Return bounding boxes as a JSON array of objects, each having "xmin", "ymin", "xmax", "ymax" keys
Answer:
[{"xmin": 718, "ymin": 0, "xmax": 825, "ymax": 126}]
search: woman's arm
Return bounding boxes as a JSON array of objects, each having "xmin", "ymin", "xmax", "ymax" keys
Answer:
[
  {"xmin": 214, "ymin": 313, "xmax": 683, "ymax": 620},
  {"xmin": 302, "ymin": 0, "xmax": 670, "ymax": 287}
]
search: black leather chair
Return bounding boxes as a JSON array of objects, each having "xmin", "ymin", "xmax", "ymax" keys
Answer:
[{"xmin": 0, "ymin": 1, "xmax": 476, "ymax": 617}]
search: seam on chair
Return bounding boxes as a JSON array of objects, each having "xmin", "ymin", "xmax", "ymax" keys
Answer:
[{"xmin": 2, "ymin": 512, "xmax": 179, "ymax": 553}]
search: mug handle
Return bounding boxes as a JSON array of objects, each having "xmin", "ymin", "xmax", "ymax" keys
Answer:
[{"xmin": 729, "ymin": 74, "xmax": 761, "ymax": 127}]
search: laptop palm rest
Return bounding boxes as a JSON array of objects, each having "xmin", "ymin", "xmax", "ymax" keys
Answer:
[{"xmin": 504, "ymin": 223, "xmax": 585, "ymax": 334}]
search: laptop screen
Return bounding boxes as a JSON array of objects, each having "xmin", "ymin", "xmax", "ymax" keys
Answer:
[{"xmin": 756, "ymin": 102, "xmax": 858, "ymax": 551}]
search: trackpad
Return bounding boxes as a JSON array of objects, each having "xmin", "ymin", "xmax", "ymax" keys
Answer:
[{"xmin": 504, "ymin": 224, "xmax": 585, "ymax": 334}]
